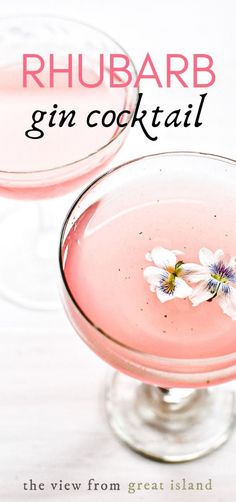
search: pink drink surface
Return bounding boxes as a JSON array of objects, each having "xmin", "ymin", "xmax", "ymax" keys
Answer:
[
  {"xmin": 63, "ymin": 156, "xmax": 236, "ymax": 368},
  {"xmin": 0, "ymin": 65, "xmax": 127, "ymax": 198}
]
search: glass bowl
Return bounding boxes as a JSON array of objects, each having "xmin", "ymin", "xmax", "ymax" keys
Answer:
[{"xmin": 59, "ymin": 152, "xmax": 236, "ymax": 461}]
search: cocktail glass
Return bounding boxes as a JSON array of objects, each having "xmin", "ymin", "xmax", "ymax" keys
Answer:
[
  {"xmin": 0, "ymin": 14, "xmax": 137, "ymax": 309},
  {"xmin": 59, "ymin": 152, "xmax": 236, "ymax": 462}
]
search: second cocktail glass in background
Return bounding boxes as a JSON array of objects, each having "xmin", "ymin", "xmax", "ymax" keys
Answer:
[{"xmin": 0, "ymin": 14, "xmax": 138, "ymax": 309}]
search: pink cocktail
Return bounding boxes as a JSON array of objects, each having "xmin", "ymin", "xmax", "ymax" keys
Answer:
[
  {"xmin": 60, "ymin": 152, "xmax": 236, "ymax": 462},
  {"xmin": 0, "ymin": 15, "xmax": 137, "ymax": 309}
]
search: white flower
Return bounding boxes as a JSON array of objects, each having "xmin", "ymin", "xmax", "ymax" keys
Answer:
[
  {"xmin": 189, "ymin": 247, "xmax": 236, "ymax": 320},
  {"xmin": 144, "ymin": 247, "xmax": 193, "ymax": 303}
]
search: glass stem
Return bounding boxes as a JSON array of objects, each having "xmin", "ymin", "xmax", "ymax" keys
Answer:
[
  {"xmin": 139, "ymin": 385, "xmax": 200, "ymax": 414},
  {"xmin": 35, "ymin": 200, "xmax": 59, "ymax": 260},
  {"xmin": 37, "ymin": 199, "xmax": 55, "ymax": 233},
  {"xmin": 158, "ymin": 387, "xmax": 197, "ymax": 406}
]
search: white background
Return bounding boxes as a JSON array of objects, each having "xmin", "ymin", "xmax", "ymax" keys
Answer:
[{"xmin": 0, "ymin": 0, "xmax": 236, "ymax": 500}]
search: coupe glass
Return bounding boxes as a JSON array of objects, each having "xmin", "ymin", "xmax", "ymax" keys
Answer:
[
  {"xmin": 59, "ymin": 152, "xmax": 236, "ymax": 462},
  {"xmin": 0, "ymin": 14, "xmax": 137, "ymax": 310}
]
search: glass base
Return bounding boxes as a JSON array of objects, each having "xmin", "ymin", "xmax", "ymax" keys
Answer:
[
  {"xmin": 106, "ymin": 372, "xmax": 236, "ymax": 463},
  {"xmin": 0, "ymin": 201, "xmax": 61, "ymax": 310}
]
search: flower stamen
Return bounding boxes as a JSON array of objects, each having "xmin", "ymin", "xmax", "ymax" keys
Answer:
[{"xmin": 159, "ymin": 274, "xmax": 176, "ymax": 295}]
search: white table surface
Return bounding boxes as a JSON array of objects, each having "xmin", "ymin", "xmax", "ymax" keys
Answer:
[{"xmin": 1, "ymin": 0, "xmax": 236, "ymax": 500}]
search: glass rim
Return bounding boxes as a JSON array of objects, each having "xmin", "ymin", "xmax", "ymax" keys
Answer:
[
  {"xmin": 59, "ymin": 150, "xmax": 236, "ymax": 366},
  {"xmin": 0, "ymin": 13, "xmax": 139, "ymax": 176}
]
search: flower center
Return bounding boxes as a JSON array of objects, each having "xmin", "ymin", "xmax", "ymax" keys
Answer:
[
  {"xmin": 160, "ymin": 262, "xmax": 184, "ymax": 295},
  {"xmin": 160, "ymin": 274, "xmax": 176, "ymax": 295},
  {"xmin": 211, "ymin": 273, "xmax": 228, "ymax": 284},
  {"xmin": 210, "ymin": 260, "xmax": 236, "ymax": 284}
]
